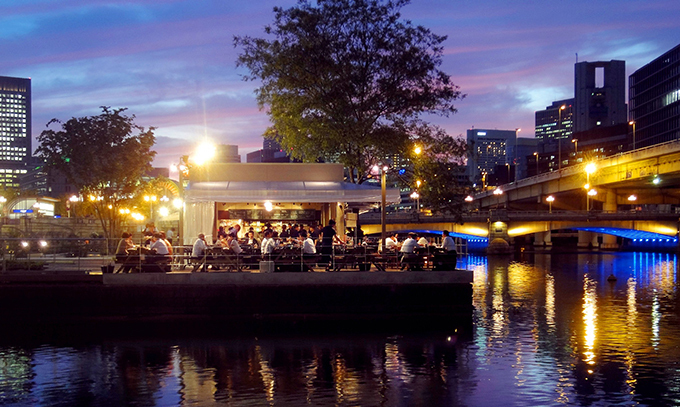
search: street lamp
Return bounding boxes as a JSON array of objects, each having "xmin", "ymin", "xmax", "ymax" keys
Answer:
[
  {"xmin": 378, "ymin": 165, "xmax": 389, "ymax": 251},
  {"xmin": 144, "ymin": 195, "xmax": 157, "ymax": 223},
  {"xmin": 69, "ymin": 195, "xmax": 79, "ymax": 219},
  {"xmin": 410, "ymin": 191, "xmax": 420, "ymax": 213},
  {"xmin": 533, "ymin": 152, "xmax": 539, "ymax": 176},
  {"xmin": 493, "ymin": 187, "xmax": 503, "ymax": 209},
  {"xmin": 558, "ymin": 104, "xmax": 566, "ymax": 171},
  {"xmin": 546, "ymin": 195, "xmax": 555, "ymax": 213},
  {"xmin": 572, "ymin": 138, "xmax": 578, "ymax": 157},
  {"xmin": 584, "ymin": 163, "xmax": 596, "ymax": 212},
  {"xmin": 629, "ymin": 121, "xmax": 636, "ymax": 150}
]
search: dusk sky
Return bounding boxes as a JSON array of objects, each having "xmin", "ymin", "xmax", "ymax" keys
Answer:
[{"xmin": 2, "ymin": 0, "xmax": 680, "ymax": 169}]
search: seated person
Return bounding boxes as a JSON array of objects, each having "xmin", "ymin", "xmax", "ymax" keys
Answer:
[
  {"xmin": 115, "ymin": 232, "xmax": 137, "ymax": 273},
  {"xmin": 160, "ymin": 231, "xmax": 173, "ymax": 256},
  {"xmin": 385, "ymin": 233, "xmax": 399, "ymax": 252},
  {"xmin": 246, "ymin": 231, "xmax": 260, "ymax": 249},
  {"xmin": 417, "ymin": 235, "xmax": 429, "ymax": 247},
  {"xmin": 399, "ymin": 232, "xmax": 420, "ymax": 270},
  {"xmin": 441, "ymin": 230, "xmax": 457, "ymax": 254},
  {"xmin": 229, "ymin": 235, "xmax": 243, "ymax": 255},
  {"xmin": 191, "ymin": 233, "xmax": 211, "ymax": 271},
  {"xmin": 148, "ymin": 232, "xmax": 171, "ymax": 268}
]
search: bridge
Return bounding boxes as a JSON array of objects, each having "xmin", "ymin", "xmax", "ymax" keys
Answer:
[{"xmin": 360, "ymin": 140, "xmax": 680, "ymax": 251}]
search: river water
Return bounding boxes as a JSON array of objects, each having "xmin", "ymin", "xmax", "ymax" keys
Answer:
[{"xmin": 0, "ymin": 252, "xmax": 678, "ymax": 406}]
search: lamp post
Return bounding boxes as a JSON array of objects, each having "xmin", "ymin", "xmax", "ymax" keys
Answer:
[
  {"xmin": 585, "ymin": 162, "xmax": 596, "ymax": 212},
  {"xmin": 533, "ymin": 152, "xmax": 539, "ymax": 176},
  {"xmin": 493, "ymin": 187, "xmax": 503, "ymax": 209},
  {"xmin": 629, "ymin": 121, "xmax": 636, "ymax": 150},
  {"xmin": 69, "ymin": 195, "xmax": 78, "ymax": 220},
  {"xmin": 546, "ymin": 195, "xmax": 555, "ymax": 213},
  {"xmin": 410, "ymin": 191, "xmax": 419, "ymax": 214},
  {"xmin": 379, "ymin": 165, "xmax": 388, "ymax": 251},
  {"xmin": 572, "ymin": 138, "xmax": 578, "ymax": 157},
  {"xmin": 558, "ymin": 104, "xmax": 566, "ymax": 170},
  {"xmin": 144, "ymin": 195, "xmax": 157, "ymax": 224}
]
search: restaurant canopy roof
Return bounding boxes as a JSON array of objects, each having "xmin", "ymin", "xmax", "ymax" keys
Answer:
[
  {"xmin": 184, "ymin": 163, "xmax": 401, "ymax": 204},
  {"xmin": 184, "ymin": 181, "xmax": 400, "ymax": 204}
]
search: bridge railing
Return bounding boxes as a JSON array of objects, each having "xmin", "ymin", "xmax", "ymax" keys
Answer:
[{"xmin": 359, "ymin": 209, "xmax": 680, "ymax": 224}]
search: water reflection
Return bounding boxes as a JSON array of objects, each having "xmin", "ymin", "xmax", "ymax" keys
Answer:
[{"xmin": 0, "ymin": 252, "xmax": 679, "ymax": 406}]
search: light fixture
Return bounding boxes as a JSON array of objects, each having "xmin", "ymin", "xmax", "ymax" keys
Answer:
[{"xmin": 264, "ymin": 201, "xmax": 273, "ymax": 212}]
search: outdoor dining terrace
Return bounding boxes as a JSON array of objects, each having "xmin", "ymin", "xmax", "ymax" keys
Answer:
[{"xmin": 0, "ymin": 237, "xmax": 465, "ymax": 274}]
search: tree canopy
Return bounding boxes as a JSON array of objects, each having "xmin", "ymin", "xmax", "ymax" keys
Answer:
[
  {"xmin": 235, "ymin": 0, "xmax": 464, "ymax": 183},
  {"xmin": 35, "ymin": 107, "xmax": 156, "ymax": 239}
]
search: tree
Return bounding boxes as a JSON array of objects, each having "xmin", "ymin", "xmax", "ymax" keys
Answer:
[
  {"xmin": 409, "ymin": 128, "xmax": 470, "ymax": 219},
  {"xmin": 235, "ymin": 0, "xmax": 464, "ymax": 183},
  {"xmin": 35, "ymin": 107, "xmax": 156, "ymax": 240}
]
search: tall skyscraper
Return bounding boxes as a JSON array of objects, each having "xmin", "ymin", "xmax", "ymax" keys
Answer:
[
  {"xmin": 0, "ymin": 76, "xmax": 31, "ymax": 188},
  {"xmin": 574, "ymin": 60, "xmax": 626, "ymax": 133},
  {"xmin": 535, "ymin": 99, "xmax": 574, "ymax": 142},
  {"xmin": 466, "ymin": 129, "xmax": 517, "ymax": 185},
  {"xmin": 629, "ymin": 43, "xmax": 680, "ymax": 148}
]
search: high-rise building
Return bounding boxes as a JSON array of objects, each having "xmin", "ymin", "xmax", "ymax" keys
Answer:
[
  {"xmin": 535, "ymin": 99, "xmax": 574, "ymax": 143},
  {"xmin": 629, "ymin": 43, "xmax": 680, "ymax": 148},
  {"xmin": 0, "ymin": 76, "xmax": 31, "ymax": 188},
  {"xmin": 215, "ymin": 144, "xmax": 241, "ymax": 163},
  {"xmin": 466, "ymin": 129, "xmax": 518, "ymax": 185},
  {"xmin": 574, "ymin": 60, "xmax": 627, "ymax": 133}
]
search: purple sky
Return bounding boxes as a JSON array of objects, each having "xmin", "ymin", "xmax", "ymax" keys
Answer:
[{"xmin": 2, "ymin": 0, "xmax": 679, "ymax": 168}]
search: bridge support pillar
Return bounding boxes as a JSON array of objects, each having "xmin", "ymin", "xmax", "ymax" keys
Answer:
[
  {"xmin": 533, "ymin": 231, "xmax": 552, "ymax": 248},
  {"xmin": 577, "ymin": 230, "xmax": 598, "ymax": 250},
  {"xmin": 603, "ymin": 188, "xmax": 617, "ymax": 212}
]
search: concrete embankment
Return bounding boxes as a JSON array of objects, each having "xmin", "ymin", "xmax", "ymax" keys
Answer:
[{"xmin": 0, "ymin": 271, "xmax": 473, "ymax": 326}]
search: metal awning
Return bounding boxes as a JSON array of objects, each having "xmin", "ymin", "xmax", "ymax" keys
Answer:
[{"xmin": 184, "ymin": 181, "xmax": 401, "ymax": 204}]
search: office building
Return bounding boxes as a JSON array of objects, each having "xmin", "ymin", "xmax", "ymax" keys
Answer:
[
  {"xmin": 215, "ymin": 144, "xmax": 241, "ymax": 163},
  {"xmin": 466, "ymin": 129, "xmax": 518, "ymax": 185},
  {"xmin": 574, "ymin": 60, "xmax": 627, "ymax": 133},
  {"xmin": 629, "ymin": 43, "xmax": 680, "ymax": 148},
  {"xmin": 535, "ymin": 99, "xmax": 574, "ymax": 143},
  {"xmin": 0, "ymin": 76, "xmax": 31, "ymax": 188}
]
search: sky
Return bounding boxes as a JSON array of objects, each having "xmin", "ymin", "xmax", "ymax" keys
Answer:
[{"xmin": 2, "ymin": 0, "xmax": 679, "ymax": 169}]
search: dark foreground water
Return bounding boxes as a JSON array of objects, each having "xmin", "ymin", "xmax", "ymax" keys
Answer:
[{"xmin": 1, "ymin": 252, "xmax": 679, "ymax": 406}]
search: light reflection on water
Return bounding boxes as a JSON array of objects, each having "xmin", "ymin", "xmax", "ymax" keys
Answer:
[{"xmin": 0, "ymin": 252, "xmax": 679, "ymax": 406}]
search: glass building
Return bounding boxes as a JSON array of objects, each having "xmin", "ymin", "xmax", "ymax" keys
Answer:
[
  {"xmin": 629, "ymin": 43, "xmax": 680, "ymax": 148},
  {"xmin": 0, "ymin": 76, "xmax": 30, "ymax": 188}
]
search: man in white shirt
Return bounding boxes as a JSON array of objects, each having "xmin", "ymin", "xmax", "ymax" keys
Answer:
[
  {"xmin": 192, "ymin": 234, "xmax": 209, "ymax": 258},
  {"xmin": 400, "ymin": 233, "xmax": 418, "ymax": 254},
  {"xmin": 417, "ymin": 235, "xmax": 429, "ymax": 247},
  {"xmin": 261, "ymin": 230, "xmax": 276, "ymax": 256},
  {"xmin": 149, "ymin": 233, "xmax": 171, "ymax": 271},
  {"xmin": 385, "ymin": 233, "xmax": 399, "ymax": 251},
  {"xmin": 399, "ymin": 232, "xmax": 420, "ymax": 270},
  {"xmin": 441, "ymin": 230, "xmax": 456, "ymax": 253}
]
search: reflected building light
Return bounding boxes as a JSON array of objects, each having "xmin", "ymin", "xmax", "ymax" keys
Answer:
[
  {"xmin": 384, "ymin": 342, "xmax": 412, "ymax": 383},
  {"xmin": 304, "ymin": 359, "xmax": 319, "ymax": 404},
  {"xmin": 625, "ymin": 278, "xmax": 638, "ymax": 394},
  {"xmin": 546, "ymin": 274, "xmax": 556, "ymax": 330},
  {"xmin": 492, "ymin": 270, "xmax": 506, "ymax": 337},
  {"xmin": 627, "ymin": 278, "xmax": 638, "ymax": 327},
  {"xmin": 255, "ymin": 345, "xmax": 276, "ymax": 403},
  {"xmin": 652, "ymin": 291, "xmax": 660, "ymax": 349},
  {"xmin": 582, "ymin": 275, "xmax": 597, "ymax": 366},
  {"xmin": 333, "ymin": 354, "xmax": 361, "ymax": 404}
]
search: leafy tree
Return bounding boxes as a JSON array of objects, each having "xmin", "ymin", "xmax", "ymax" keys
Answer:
[
  {"xmin": 408, "ymin": 128, "xmax": 470, "ymax": 218},
  {"xmin": 235, "ymin": 0, "xmax": 464, "ymax": 183},
  {"xmin": 35, "ymin": 107, "xmax": 156, "ymax": 240}
]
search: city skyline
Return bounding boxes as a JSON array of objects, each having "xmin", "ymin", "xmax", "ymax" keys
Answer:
[{"xmin": 2, "ymin": 0, "xmax": 679, "ymax": 168}]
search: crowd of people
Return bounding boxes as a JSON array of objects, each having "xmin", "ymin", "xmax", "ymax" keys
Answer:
[{"xmin": 115, "ymin": 221, "xmax": 460, "ymax": 273}]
